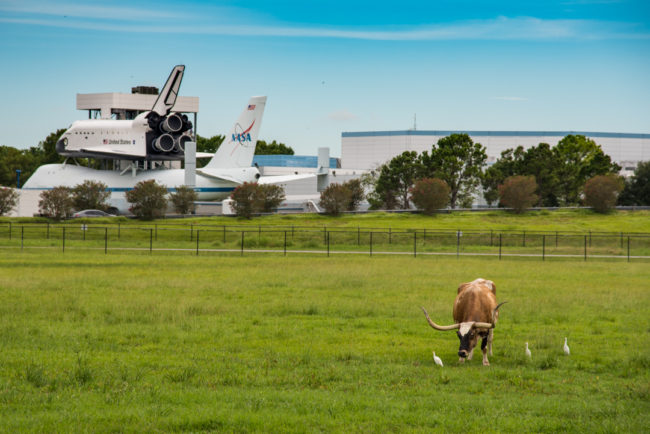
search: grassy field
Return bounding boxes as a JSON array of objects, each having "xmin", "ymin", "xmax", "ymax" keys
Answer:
[{"xmin": 0, "ymin": 250, "xmax": 648, "ymax": 432}]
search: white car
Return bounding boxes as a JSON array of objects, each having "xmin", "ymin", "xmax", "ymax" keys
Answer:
[{"xmin": 72, "ymin": 209, "xmax": 116, "ymax": 218}]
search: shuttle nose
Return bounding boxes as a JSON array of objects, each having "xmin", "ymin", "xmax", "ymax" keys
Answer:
[{"xmin": 55, "ymin": 138, "xmax": 67, "ymax": 153}]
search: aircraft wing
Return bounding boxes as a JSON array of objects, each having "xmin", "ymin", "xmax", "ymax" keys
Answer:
[
  {"xmin": 195, "ymin": 168, "xmax": 242, "ymax": 183},
  {"xmin": 258, "ymin": 174, "xmax": 316, "ymax": 184},
  {"xmin": 80, "ymin": 147, "xmax": 146, "ymax": 158}
]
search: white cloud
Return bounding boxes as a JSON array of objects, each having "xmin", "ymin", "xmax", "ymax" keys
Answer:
[
  {"xmin": 328, "ymin": 110, "xmax": 358, "ymax": 121},
  {"xmin": 1, "ymin": 5, "xmax": 648, "ymax": 41}
]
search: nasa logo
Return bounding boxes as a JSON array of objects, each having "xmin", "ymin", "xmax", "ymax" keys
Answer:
[{"xmin": 231, "ymin": 120, "xmax": 256, "ymax": 147}]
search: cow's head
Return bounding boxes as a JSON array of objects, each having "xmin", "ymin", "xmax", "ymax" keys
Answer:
[
  {"xmin": 420, "ymin": 302, "xmax": 507, "ymax": 359},
  {"xmin": 456, "ymin": 322, "xmax": 480, "ymax": 359}
]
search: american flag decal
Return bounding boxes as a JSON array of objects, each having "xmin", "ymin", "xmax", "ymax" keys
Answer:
[{"xmin": 248, "ymin": 104, "xmax": 256, "ymax": 110}]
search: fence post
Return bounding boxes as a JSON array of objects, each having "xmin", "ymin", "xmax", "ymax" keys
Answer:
[
  {"xmin": 627, "ymin": 236, "xmax": 630, "ymax": 262},
  {"xmin": 620, "ymin": 232, "xmax": 623, "ymax": 249},
  {"xmin": 414, "ymin": 231, "xmax": 417, "ymax": 258},
  {"xmin": 523, "ymin": 230, "xmax": 526, "ymax": 247},
  {"xmin": 370, "ymin": 232, "xmax": 373, "ymax": 257},
  {"xmin": 62, "ymin": 227, "xmax": 65, "ymax": 253},
  {"xmin": 118, "ymin": 223, "xmax": 121, "ymax": 240},
  {"xmin": 555, "ymin": 231, "xmax": 558, "ymax": 248},
  {"xmin": 285, "ymin": 231, "xmax": 288, "ymax": 256},
  {"xmin": 357, "ymin": 226, "xmax": 360, "ymax": 245},
  {"xmin": 223, "ymin": 225, "xmax": 226, "ymax": 243},
  {"xmin": 150, "ymin": 228, "xmax": 153, "ymax": 254},
  {"xmin": 542, "ymin": 234, "xmax": 545, "ymax": 261},
  {"xmin": 190, "ymin": 224, "xmax": 193, "ymax": 242},
  {"xmin": 499, "ymin": 233, "xmax": 502, "ymax": 260},
  {"xmin": 424, "ymin": 228, "xmax": 427, "ymax": 242},
  {"xmin": 323, "ymin": 226, "xmax": 326, "ymax": 245},
  {"xmin": 241, "ymin": 231, "xmax": 244, "ymax": 256},
  {"xmin": 196, "ymin": 229, "xmax": 200, "ymax": 256},
  {"xmin": 490, "ymin": 229, "xmax": 493, "ymax": 247},
  {"xmin": 389, "ymin": 227, "xmax": 392, "ymax": 244},
  {"xmin": 83, "ymin": 224, "xmax": 86, "ymax": 241},
  {"xmin": 21, "ymin": 225, "xmax": 24, "ymax": 250},
  {"xmin": 155, "ymin": 224, "xmax": 158, "ymax": 241},
  {"xmin": 47, "ymin": 222, "xmax": 50, "ymax": 239},
  {"xmin": 326, "ymin": 231, "xmax": 329, "ymax": 257},
  {"xmin": 589, "ymin": 230, "xmax": 591, "ymax": 247},
  {"xmin": 9, "ymin": 222, "xmax": 11, "ymax": 240},
  {"xmin": 258, "ymin": 224, "xmax": 261, "ymax": 242},
  {"xmin": 584, "ymin": 235, "xmax": 587, "ymax": 261},
  {"xmin": 105, "ymin": 227, "xmax": 108, "ymax": 254}
]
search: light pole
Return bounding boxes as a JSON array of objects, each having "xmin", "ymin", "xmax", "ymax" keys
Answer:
[{"xmin": 15, "ymin": 169, "xmax": 21, "ymax": 188}]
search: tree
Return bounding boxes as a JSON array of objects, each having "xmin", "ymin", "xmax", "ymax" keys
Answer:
[
  {"xmin": 230, "ymin": 182, "xmax": 258, "ymax": 219},
  {"xmin": 375, "ymin": 151, "xmax": 422, "ymax": 209},
  {"xmin": 583, "ymin": 174, "xmax": 623, "ymax": 213},
  {"xmin": 38, "ymin": 186, "xmax": 73, "ymax": 220},
  {"xmin": 553, "ymin": 135, "xmax": 620, "ymax": 206},
  {"xmin": 342, "ymin": 179, "xmax": 364, "ymax": 211},
  {"xmin": 0, "ymin": 187, "xmax": 19, "ymax": 216},
  {"xmin": 619, "ymin": 161, "xmax": 650, "ymax": 206},
  {"xmin": 254, "ymin": 184, "xmax": 285, "ymax": 213},
  {"xmin": 170, "ymin": 185, "xmax": 198, "ymax": 214},
  {"xmin": 71, "ymin": 180, "xmax": 110, "ymax": 211},
  {"xmin": 125, "ymin": 180, "xmax": 168, "ymax": 220},
  {"xmin": 255, "ymin": 140, "xmax": 294, "ymax": 155},
  {"xmin": 319, "ymin": 183, "xmax": 352, "ymax": 216},
  {"xmin": 409, "ymin": 178, "xmax": 450, "ymax": 215},
  {"xmin": 38, "ymin": 128, "xmax": 67, "ymax": 165},
  {"xmin": 498, "ymin": 175, "xmax": 539, "ymax": 214},
  {"xmin": 421, "ymin": 134, "xmax": 487, "ymax": 209},
  {"xmin": 196, "ymin": 134, "xmax": 224, "ymax": 154}
]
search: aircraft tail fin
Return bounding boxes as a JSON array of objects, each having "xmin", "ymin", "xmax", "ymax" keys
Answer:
[
  {"xmin": 205, "ymin": 96, "xmax": 267, "ymax": 169},
  {"xmin": 151, "ymin": 65, "xmax": 185, "ymax": 116}
]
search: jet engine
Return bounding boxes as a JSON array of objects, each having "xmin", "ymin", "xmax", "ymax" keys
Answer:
[
  {"xmin": 145, "ymin": 111, "xmax": 193, "ymax": 157},
  {"xmin": 159, "ymin": 113, "xmax": 183, "ymax": 133},
  {"xmin": 153, "ymin": 133, "xmax": 175, "ymax": 152}
]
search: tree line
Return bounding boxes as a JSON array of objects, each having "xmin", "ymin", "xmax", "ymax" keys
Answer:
[{"xmin": 360, "ymin": 133, "xmax": 649, "ymax": 211}]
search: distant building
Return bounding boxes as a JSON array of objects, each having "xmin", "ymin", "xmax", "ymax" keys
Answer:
[{"xmin": 341, "ymin": 130, "xmax": 650, "ymax": 177}]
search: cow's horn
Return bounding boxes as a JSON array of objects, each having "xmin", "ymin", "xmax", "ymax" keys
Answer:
[
  {"xmin": 420, "ymin": 307, "xmax": 460, "ymax": 331},
  {"xmin": 472, "ymin": 301, "xmax": 508, "ymax": 329}
]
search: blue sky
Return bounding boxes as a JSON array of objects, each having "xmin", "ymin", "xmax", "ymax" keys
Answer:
[{"xmin": 1, "ymin": 0, "xmax": 649, "ymax": 156}]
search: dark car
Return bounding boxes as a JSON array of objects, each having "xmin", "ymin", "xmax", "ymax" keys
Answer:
[{"xmin": 72, "ymin": 209, "xmax": 116, "ymax": 218}]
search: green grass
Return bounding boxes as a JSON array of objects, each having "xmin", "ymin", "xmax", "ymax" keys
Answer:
[{"xmin": 0, "ymin": 250, "xmax": 648, "ymax": 432}]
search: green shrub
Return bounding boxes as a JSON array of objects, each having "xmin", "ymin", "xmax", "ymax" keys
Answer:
[
  {"xmin": 0, "ymin": 187, "xmax": 19, "ymax": 216},
  {"xmin": 125, "ymin": 180, "xmax": 168, "ymax": 220},
  {"xmin": 498, "ymin": 175, "xmax": 539, "ymax": 213},
  {"xmin": 584, "ymin": 174, "xmax": 623, "ymax": 213},
  {"xmin": 170, "ymin": 185, "xmax": 198, "ymax": 214},
  {"xmin": 409, "ymin": 178, "xmax": 450, "ymax": 215},
  {"xmin": 71, "ymin": 180, "xmax": 110, "ymax": 211},
  {"xmin": 319, "ymin": 183, "xmax": 352, "ymax": 216},
  {"xmin": 38, "ymin": 186, "xmax": 73, "ymax": 220}
]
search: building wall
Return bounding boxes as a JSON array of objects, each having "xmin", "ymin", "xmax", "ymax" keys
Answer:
[{"xmin": 341, "ymin": 130, "xmax": 650, "ymax": 175}]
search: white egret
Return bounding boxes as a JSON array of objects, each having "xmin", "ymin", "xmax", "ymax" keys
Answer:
[
  {"xmin": 563, "ymin": 337, "xmax": 570, "ymax": 355},
  {"xmin": 525, "ymin": 342, "xmax": 532, "ymax": 358},
  {"xmin": 432, "ymin": 351, "xmax": 444, "ymax": 367}
]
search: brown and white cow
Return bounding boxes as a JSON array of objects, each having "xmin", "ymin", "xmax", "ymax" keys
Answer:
[{"xmin": 421, "ymin": 278, "xmax": 506, "ymax": 366}]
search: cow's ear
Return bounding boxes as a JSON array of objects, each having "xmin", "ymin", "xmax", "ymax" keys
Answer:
[
  {"xmin": 459, "ymin": 322, "xmax": 474, "ymax": 336},
  {"xmin": 486, "ymin": 280, "xmax": 496, "ymax": 294}
]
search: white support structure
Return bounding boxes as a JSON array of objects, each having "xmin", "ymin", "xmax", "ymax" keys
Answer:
[{"xmin": 184, "ymin": 141, "xmax": 196, "ymax": 187}]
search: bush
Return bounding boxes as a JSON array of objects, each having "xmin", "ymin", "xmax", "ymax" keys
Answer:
[
  {"xmin": 71, "ymin": 180, "xmax": 110, "ymax": 211},
  {"xmin": 409, "ymin": 178, "xmax": 450, "ymax": 215},
  {"xmin": 255, "ymin": 184, "xmax": 285, "ymax": 213},
  {"xmin": 342, "ymin": 179, "xmax": 364, "ymax": 211},
  {"xmin": 319, "ymin": 183, "xmax": 352, "ymax": 216},
  {"xmin": 230, "ymin": 182, "xmax": 286, "ymax": 219},
  {"xmin": 584, "ymin": 174, "xmax": 623, "ymax": 213},
  {"xmin": 39, "ymin": 186, "xmax": 73, "ymax": 220},
  {"xmin": 498, "ymin": 175, "xmax": 539, "ymax": 213},
  {"xmin": 170, "ymin": 185, "xmax": 198, "ymax": 214},
  {"xmin": 0, "ymin": 187, "xmax": 19, "ymax": 216},
  {"xmin": 125, "ymin": 180, "xmax": 168, "ymax": 220}
]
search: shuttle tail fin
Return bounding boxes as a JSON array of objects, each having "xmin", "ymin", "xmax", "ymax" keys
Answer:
[
  {"xmin": 205, "ymin": 96, "xmax": 267, "ymax": 169},
  {"xmin": 151, "ymin": 65, "xmax": 185, "ymax": 116}
]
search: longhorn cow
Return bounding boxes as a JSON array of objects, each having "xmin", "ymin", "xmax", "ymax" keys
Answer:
[{"xmin": 421, "ymin": 278, "xmax": 506, "ymax": 366}]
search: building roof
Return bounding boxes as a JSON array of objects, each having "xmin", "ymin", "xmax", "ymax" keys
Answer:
[{"xmin": 342, "ymin": 130, "xmax": 650, "ymax": 139}]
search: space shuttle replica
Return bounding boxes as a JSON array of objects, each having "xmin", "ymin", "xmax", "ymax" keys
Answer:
[
  {"xmin": 23, "ymin": 66, "xmax": 318, "ymax": 214},
  {"xmin": 56, "ymin": 65, "xmax": 197, "ymax": 160}
]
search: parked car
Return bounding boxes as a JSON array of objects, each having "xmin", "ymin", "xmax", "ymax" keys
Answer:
[{"xmin": 72, "ymin": 209, "xmax": 116, "ymax": 218}]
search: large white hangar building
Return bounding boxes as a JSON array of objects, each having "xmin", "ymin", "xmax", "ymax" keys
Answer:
[{"xmin": 341, "ymin": 130, "xmax": 650, "ymax": 176}]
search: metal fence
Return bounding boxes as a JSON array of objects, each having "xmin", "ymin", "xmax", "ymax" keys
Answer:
[{"xmin": 1, "ymin": 222, "xmax": 649, "ymax": 261}]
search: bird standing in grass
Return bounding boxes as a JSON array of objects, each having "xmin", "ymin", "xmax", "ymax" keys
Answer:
[
  {"xmin": 525, "ymin": 342, "xmax": 531, "ymax": 358},
  {"xmin": 563, "ymin": 337, "xmax": 570, "ymax": 355},
  {"xmin": 433, "ymin": 351, "xmax": 444, "ymax": 367}
]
